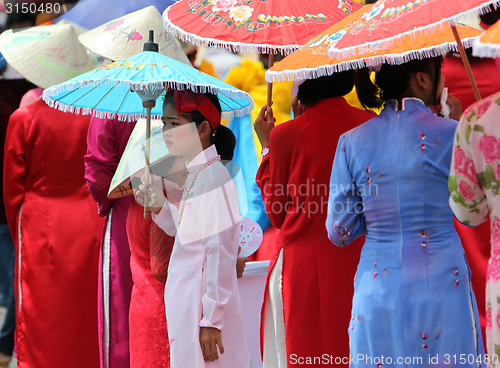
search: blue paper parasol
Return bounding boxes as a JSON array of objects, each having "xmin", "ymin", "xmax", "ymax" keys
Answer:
[
  {"xmin": 42, "ymin": 48, "xmax": 253, "ymax": 121},
  {"xmin": 42, "ymin": 31, "xmax": 253, "ymax": 216}
]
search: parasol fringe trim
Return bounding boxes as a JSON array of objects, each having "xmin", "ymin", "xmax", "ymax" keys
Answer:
[
  {"xmin": 162, "ymin": 7, "xmax": 300, "ymax": 55},
  {"xmin": 42, "ymin": 92, "xmax": 253, "ymax": 122},
  {"xmin": 327, "ymin": 0, "xmax": 500, "ymax": 60},
  {"xmin": 266, "ymin": 36, "xmax": 476, "ymax": 82},
  {"xmin": 42, "ymin": 79, "xmax": 252, "ymax": 103},
  {"xmin": 472, "ymin": 39, "xmax": 500, "ymax": 58}
]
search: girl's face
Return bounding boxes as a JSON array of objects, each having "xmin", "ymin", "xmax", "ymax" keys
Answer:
[{"xmin": 162, "ymin": 102, "xmax": 202, "ymax": 159}]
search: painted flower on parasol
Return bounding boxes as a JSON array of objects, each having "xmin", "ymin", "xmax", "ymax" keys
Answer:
[
  {"xmin": 265, "ymin": 4, "xmax": 482, "ymax": 83},
  {"xmin": 328, "ymin": 0, "xmax": 500, "ymax": 101},
  {"xmin": 163, "ymin": 0, "xmax": 361, "ymax": 105},
  {"xmin": 163, "ymin": 0, "xmax": 360, "ymax": 53},
  {"xmin": 330, "ymin": 0, "xmax": 498, "ymax": 53},
  {"xmin": 42, "ymin": 31, "xmax": 253, "ymax": 122},
  {"xmin": 42, "ymin": 30, "xmax": 253, "ymax": 216},
  {"xmin": 78, "ymin": 6, "xmax": 190, "ymax": 64}
]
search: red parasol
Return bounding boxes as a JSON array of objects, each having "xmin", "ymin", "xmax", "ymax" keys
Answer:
[
  {"xmin": 163, "ymin": 0, "xmax": 361, "ymax": 104},
  {"xmin": 329, "ymin": 0, "xmax": 500, "ymax": 101}
]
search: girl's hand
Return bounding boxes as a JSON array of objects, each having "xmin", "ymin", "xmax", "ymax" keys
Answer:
[
  {"xmin": 254, "ymin": 105, "xmax": 276, "ymax": 148},
  {"xmin": 291, "ymin": 96, "xmax": 304, "ymax": 118},
  {"xmin": 236, "ymin": 247, "xmax": 249, "ymax": 279},
  {"xmin": 134, "ymin": 176, "xmax": 166, "ymax": 215},
  {"xmin": 200, "ymin": 327, "xmax": 224, "ymax": 361},
  {"xmin": 447, "ymin": 94, "xmax": 462, "ymax": 121}
]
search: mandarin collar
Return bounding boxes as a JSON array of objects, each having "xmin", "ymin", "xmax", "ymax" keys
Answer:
[
  {"xmin": 385, "ymin": 98, "xmax": 432, "ymax": 113},
  {"xmin": 186, "ymin": 144, "xmax": 218, "ymax": 174}
]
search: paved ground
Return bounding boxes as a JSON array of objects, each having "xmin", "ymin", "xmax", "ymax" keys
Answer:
[{"xmin": 0, "ymin": 306, "xmax": 16, "ymax": 367}]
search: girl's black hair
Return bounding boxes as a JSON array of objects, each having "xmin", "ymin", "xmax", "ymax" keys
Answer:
[
  {"xmin": 175, "ymin": 92, "xmax": 236, "ymax": 161},
  {"xmin": 355, "ymin": 57, "xmax": 443, "ymax": 110},
  {"xmin": 297, "ymin": 70, "xmax": 355, "ymax": 107},
  {"xmin": 480, "ymin": 5, "xmax": 500, "ymax": 26},
  {"xmin": 163, "ymin": 90, "xmax": 174, "ymax": 105}
]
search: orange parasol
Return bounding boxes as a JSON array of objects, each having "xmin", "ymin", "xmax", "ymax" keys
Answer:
[
  {"xmin": 473, "ymin": 18, "xmax": 500, "ymax": 57},
  {"xmin": 162, "ymin": 0, "xmax": 362, "ymax": 105},
  {"xmin": 267, "ymin": 4, "xmax": 482, "ymax": 83},
  {"xmin": 328, "ymin": 0, "xmax": 500, "ymax": 101}
]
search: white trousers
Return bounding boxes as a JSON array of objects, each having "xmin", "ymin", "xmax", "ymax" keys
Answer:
[{"xmin": 263, "ymin": 249, "xmax": 287, "ymax": 368}]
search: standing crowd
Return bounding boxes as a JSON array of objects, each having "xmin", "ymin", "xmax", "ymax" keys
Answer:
[{"xmin": 2, "ymin": 1, "xmax": 500, "ymax": 368}]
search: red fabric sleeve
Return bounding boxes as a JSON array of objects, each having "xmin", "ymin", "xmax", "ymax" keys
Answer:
[
  {"xmin": 255, "ymin": 125, "xmax": 294, "ymax": 228},
  {"xmin": 3, "ymin": 107, "xmax": 31, "ymax": 245},
  {"xmin": 84, "ymin": 117, "xmax": 125, "ymax": 217}
]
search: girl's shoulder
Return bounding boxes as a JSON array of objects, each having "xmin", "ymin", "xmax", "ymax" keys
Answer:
[
  {"xmin": 196, "ymin": 161, "xmax": 235, "ymax": 191},
  {"xmin": 416, "ymin": 110, "xmax": 458, "ymax": 136},
  {"xmin": 340, "ymin": 112, "xmax": 387, "ymax": 140}
]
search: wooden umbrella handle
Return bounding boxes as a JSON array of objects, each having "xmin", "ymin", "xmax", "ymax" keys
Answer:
[
  {"xmin": 267, "ymin": 53, "xmax": 275, "ymax": 107},
  {"xmin": 450, "ymin": 24, "xmax": 482, "ymax": 102},
  {"xmin": 143, "ymin": 102, "xmax": 154, "ymax": 219}
]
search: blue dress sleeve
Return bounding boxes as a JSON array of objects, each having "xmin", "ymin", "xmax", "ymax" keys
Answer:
[{"xmin": 326, "ymin": 134, "xmax": 367, "ymax": 246}]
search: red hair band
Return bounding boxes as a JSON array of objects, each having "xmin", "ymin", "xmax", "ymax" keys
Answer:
[{"xmin": 171, "ymin": 89, "xmax": 221, "ymax": 132}]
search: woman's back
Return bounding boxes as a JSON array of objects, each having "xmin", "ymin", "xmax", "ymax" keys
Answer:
[
  {"xmin": 344, "ymin": 99, "xmax": 458, "ymax": 245},
  {"xmin": 264, "ymin": 97, "xmax": 374, "ymax": 245},
  {"xmin": 256, "ymin": 96, "xmax": 374, "ymax": 366},
  {"xmin": 3, "ymin": 98, "xmax": 104, "ymax": 367},
  {"xmin": 327, "ymin": 98, "xmax": 485, "ymax": 366}
]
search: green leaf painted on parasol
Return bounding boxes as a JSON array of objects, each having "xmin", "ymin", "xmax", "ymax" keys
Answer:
[{"xmin": 473, "ymin": 125, "xmax": 484, "ymax": 133}]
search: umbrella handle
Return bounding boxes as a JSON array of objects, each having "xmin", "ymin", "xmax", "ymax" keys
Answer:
[
  {"xmin": 267, "ymin": 53, "xmax": 275, "ymax": 107},
  {"xmin": 450, "ymin": 24, "xmax": 481, "ymax": 102},
  {"xmin": 144, "ymin": 103, "xmax": 154, "ymax": 219}
]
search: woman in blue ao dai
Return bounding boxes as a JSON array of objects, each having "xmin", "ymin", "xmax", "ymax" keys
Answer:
[{"xmin": 326, "ymin": 57, "xmax": 486, "ymax": 367}]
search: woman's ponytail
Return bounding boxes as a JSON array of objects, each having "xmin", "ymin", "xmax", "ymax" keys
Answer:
[
  {"xmin": 213, "ymin": 125, "xmax": 236, "ymax": 161},
  {"xmin": 355, "ymin": 67, "xmax": 383, "ymax": 110},
  {"xmin": 356, "ymin": 57, "xmax": 443, "ymax": 109}
]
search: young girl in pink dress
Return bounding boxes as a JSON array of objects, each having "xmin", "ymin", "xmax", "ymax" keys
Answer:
[{"xmin": 135, "ymin": 90, "xmax": 250, "ymax": 367}]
